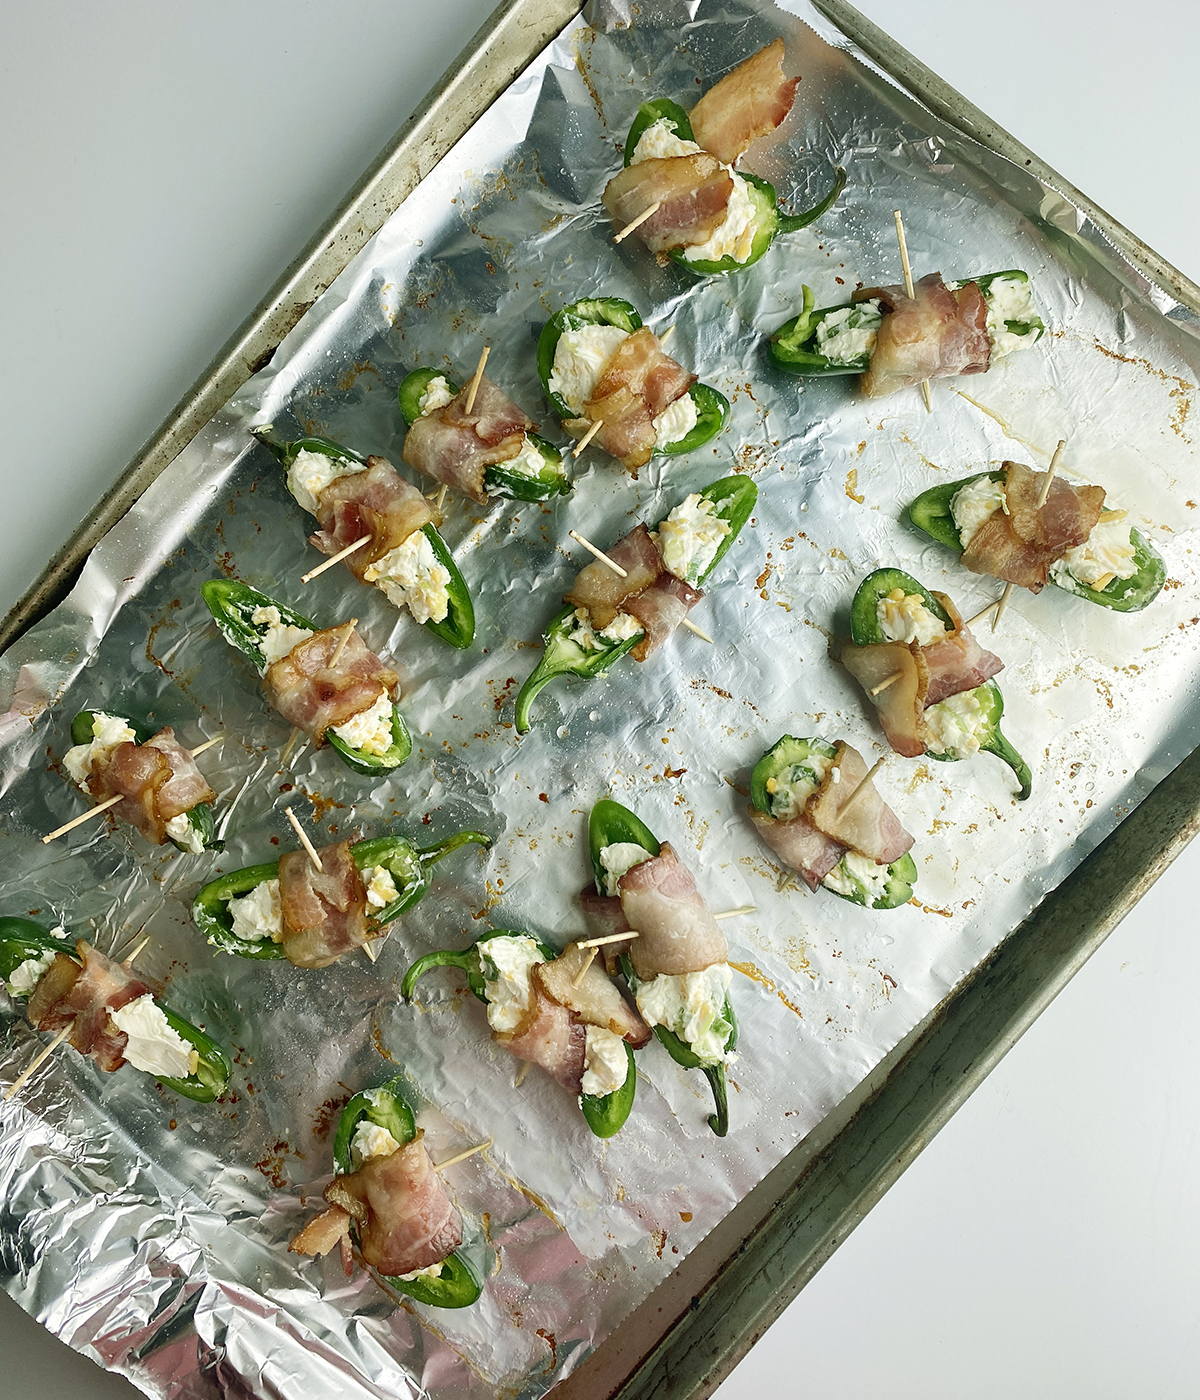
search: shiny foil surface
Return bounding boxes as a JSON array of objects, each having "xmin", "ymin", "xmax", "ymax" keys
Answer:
[{"xmin": 3, "ymin": 1, "xmax": 1200, "ymax": 1396}]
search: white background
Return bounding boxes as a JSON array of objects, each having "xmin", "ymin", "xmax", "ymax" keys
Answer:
[{"xmin": 1, "ymin": 2, "xmax": 1197, "ymax": 1397}]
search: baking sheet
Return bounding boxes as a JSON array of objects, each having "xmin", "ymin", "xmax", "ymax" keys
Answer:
[{"xmin": 3, "ymin": 1, "xmax": 1200, "ymax": 1397}]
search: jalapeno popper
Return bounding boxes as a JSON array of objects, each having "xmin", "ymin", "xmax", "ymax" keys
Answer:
[
  {"xmin": 397, "ymin": 367, "xmax": 569, "ymax": 503},
  {"xmin": 748, "ymin": 737, "xmax": 917, "ymax": 909},
  {"xmin": 841, "ymin": 568, "xmax": 1032, "ymax": 798},
  {"xmin": 536, "ymin": 297, "xmax": 729, "ymax": 470},
  {"xmin": 192, "ymin": 830, "xmax": 489, "ymax": 968},
  {"xmin": 252, "ymin": 429, "xmax": 475, "ymax": 649},
  {"xmin": 906, "ymin": 462, "xmax": 1166, "ymax": 612},
  {"xmin": 581, "ymin": 800, "xmax": 737, "ymax": 1138},
  {"xmin": 62, "ymin": 710, "xmax": 219, "ymax": 853},
  {"xmin": 290, "ymin": 1074, "xmax": 483, "ymax": 1308},
  {"xmin": 602, "ymin": 39, "xmax": 845, "ymax": 277},
  {"xmin": 402, "ymin": 930, "xmax": 651, "ymax": 1139},
  {"xmin": 770, "ymin": 270, "xmax": 1044, "ymax": 395},
  {"xmin": 201, "ymin": 579, "xmax": 411, "ymax": 774},
  {"xmin": 1, "ymin": 918, "xmax": 230, "ymax": 1102},
  {"xmin": 515, "ymin": 474, "xmax": 756, "ymax": 733}
]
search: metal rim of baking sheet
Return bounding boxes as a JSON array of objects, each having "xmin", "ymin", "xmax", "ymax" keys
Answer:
[{"xmin": 3, "ymin": 2, "xmax": 1199, "ymax": 1399}]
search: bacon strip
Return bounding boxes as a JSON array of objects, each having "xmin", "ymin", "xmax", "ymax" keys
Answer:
[
  {"xmin": 961, "ymin": 461, "xmax": 1106, "ymax": 592},
  {"xmin": 564, "ymin": 523, "xmax": 664, "ymax": 630},
  {"xmin": 841, "ymin": 641, "xmax": 929, "ymax": 758},
  {"xmin": 495, "ymin": 983, "xmax": 587, "ymax": 1094},
  {"xmin": 90, "ymin": 726, "xmax": 216, "ymax": 845},
  {"xmin": 310, "ymin": 458, "xmax": 434, "ymax": 576},
  {"xmin": 579, "ymin": 887, "xmax": 635, "ymax": 974},
  {"xmin": 807, "ymin": 743, "xmax": 914, "ymax": 866},
  {"xmin": 618, "ymin": 842, "xmax": 727, "ymax": 980},
  {"xmin": 921, "ymin": 593, "xmax": 1004, "ymax": 706},
  {"xmin": 402, "ymin": 376, "xmax": 535, "ymax": 504},
  {"xmin": 263, "ymin": 626, "xmax": 398, "ymax": 744},
  {"xmin": 316, "ymin": 1134, "xmax": 463, "ymax": 1278},
  {"xmin": 626, "ymin": 576, "xmax": 703, "ymax": 661},
  {"xmin": 690, "ymin": 38, "xmax": 800, "ymax": 164},
  {"xmin": 602, "ymin": 154, "xmax": 734, "ymax": 255},
  {"xmin": 564, "ymin": 328, "xmax": 697, "ymax": 472},
  {"xmin": 748, "ymin": 807, "xmax": 845, "ymax": 890},
  {"xmin": 279, "ymin": 839, "xmax": 373, "ymax": 969},
  {"xmin": 26, "ymin": 942, "xmax": 148, "ymax": 1073},
  {"xmin": 854, "ymin": 273, "xmax": 991, "ymax": 399},
  {"xmin": 535, "ymin": 945, "xmax": 652, "ymax": 1048}
]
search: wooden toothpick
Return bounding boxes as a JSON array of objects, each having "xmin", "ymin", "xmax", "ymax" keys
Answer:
[
  {"xmin": 570, "ymin": 531, "xmax": 628, "ymax": 577},
  {"xmin": 576, "ymin": 930, "xmax": 639, "ymax": 950},
  {"xmin": 514, "ymin": 1061, "xmax": 530, "ymax": 1088},
  {"xmin": 188, "ymin": 734, "xmax": 226, "ymax": 759},
  {"xmin": 681, "ymin": 618, "xmax": 713, "ymax": 643},
  {"xmin": 279, "ymin": 727, "xmax": 304, "ymax": 767},
  {"xmin": 992, "ymin": 438, "xmax": 1067, "ymax": 632},
  {"xmin": 869, "ymin": 672, "xmax": 903, "ymax": 698},
  {"xmin": 42, "ymin": 794, "xmax": 123, "ymax": 844},
  {"xmin": 4, "ymin": 1024, "xmax": 73, "ymax": 1101},
  {"xmin": 893, "ymin": 210, "xmax": 932, "ymax": 414},
  {"xmin": 122, "ymin": 935, "xmax": 150, "ymax": 968},
  {"xmin": 328, "ymin": 619, "xmax": 359, "ymax": 668},
  {"xmin": 713, "ymin": 906, "xmax": 756, "ymax": 920},
  {"xmin": 301, "ymin": 535, "xmax": 372, "ymax": 583},
  {"xmin": 361, "ymin": 940, "xmax": 378, "ymax": 964},
  {"xmin": 614, "ymin": 200, "xmax": 662, "ymax": 244},
  {"xmin": 434, "ymin": 1137, "xmax": 492, "ymax": 1173},
  {"xmin": 435, "ymin": 484, "xmax": 448, "ymax": 513},
  {"xmin": 463, "ymin": 346, "xmax": 490, "ymax": 414},
  {"xmin": 284, "ymin": 807, "xmax": 324, "ymax": 873},
  {"xmin": 840, "ymin": 756, "xmax": 886, "ymax": 815},
  {"xmin": 571, "ymin": 418, "xmax": 605, "ymax": 458},
  {"xmin": 572, "ymin": 946, "xmax": 599, "ymax": 987},
  {"xmin": 967, "ymin": 599, "xmax": 1002, "ymax": 628}
]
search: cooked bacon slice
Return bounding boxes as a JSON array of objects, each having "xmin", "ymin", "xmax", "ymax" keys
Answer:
[
  {"xmin": 808, "ymin": 743, "xmax": 914, "ymax": 866},
  {"xmin": 279, "ymin": 839, "xmax": 373, "ymax": 969},
  {"xmin": 27, "ymin": 942, "xmax": 148, "ymax": 1073},
  {"xmin": 289, "ymin": 1203, "xmax": 354, "ymax": 1274},
  {"xmin": 563, "ymin": 328, "xmax": 697, "ymax": 471},
  {"xmin": 690, "ymin": 38, "xmax": 800, "ymax": 164},
  {"xmin": 626, "ymin": 576, "xmax": 703, "ymax": 661},
  {"xmin": 921, "ymin": 593, "xmax": 1004, "ymax": 706},
  {"xmin": 263, "ymin": 625, "xmax": 398, "ymax": 745},
  {"xmin": 535, "ymin": 944, "xmax": 652, "ymax": 1048},
  {"xmin": 564, "ymin": 523, "xmax": 664, "ymax": 629},
  {"xmin": 841, "ymin": 640, "xmax": 929, "ymax": 758},
  {"xmin": 579, "ymin": 887, "xmax": 635, "ymax": 973},
  {"xmin": 603, "ymin": 154, "xmax": 734, "ymax": 255},
  {"xmin": 402, "ymin": 376, "xmax": 535, "ymax": 504},
  {"xmin": 618, "ymin": 842, "xmax": 727, "ymax": 980},
  {"xmin": 310, "ymin": 458, "xmax": 434, "ymax": 577},
  {"xmin": 961, "ymin": 461, "xmax": 1106, "ymax": 592},
  {"xmin": 495, "ymin": 983, "xmax": 587, "ymax": 1094},
  {"xmin": 315, "ymin": 1134, "xmax": 462, "ymax": 1278},
  {"xmin": 854, "ymin": 273, "xmax": 991, "ymax": 399},
  {"xmin": 748, "ymin": 807, "xmax": 845, "ymax": 890},
  {"xmin": 90, "ymin": 727, "xmax": 216, "ymax": 845}
]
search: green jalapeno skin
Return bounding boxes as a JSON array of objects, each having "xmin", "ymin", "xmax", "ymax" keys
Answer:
[
  {"xmin": 403, "ymin": 930, "xmax": 635, "ymax": 1139},
  {"xmin": 926, "ymin": 679, "xmax": 1033, "ymax": 801},
  {"xmin": 192, "ymin": 830, "xmax": 490, "ymax": 961},
  {"xmin": 906, "ymin": 471, "xmax": 1167, "ymax": 613},
  {"xmin": 849, "ymin": 570, "xmax": 1033, "ymax": 799},
  {"xmin": 622, "ymin": 98, "xmax": 695, "ymax": 164},
  {"xmin": 251, "ymin": 430, "xmax": 478, "ymax": 647},
  {"xmin": 0, "ymin": 919, "xmax": 230, "ymax": 1101},
  {"xmin": 200, "ymin": 578, "xmax": 413, "ymax": 772},
  {"xmin": 580, "ymin": 1042, "xmax": 637, "ymax": 1138},
  {"xmin": 750, "ymin": 737, "xmax": 917, "ymax": 910},
  {"xmin": 69, "ymin": 710, "xmax": 222, "ymax": 853},
  {"xmin": 399, "ymin": 372, "xmax": 571, "ymax": 503},
  {"xmin": 535, "ymin": 297, "xmax": 728, "ymax": 454},
  {"xmin": 513, "ymin": 475, "xmax": 757, "ymax": 733},
  {"xmin": 592, "ymin": 801, "xmax": 736, "ymax": 1137},
  {"xmin": 329, "ymin": 1075, "xmax": 484, "ymax": 1308}
]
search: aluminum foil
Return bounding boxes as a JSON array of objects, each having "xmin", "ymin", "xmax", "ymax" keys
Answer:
[{"xmin": 3, "ymin": 1, "xmax": 1200, "ymax": 1396}]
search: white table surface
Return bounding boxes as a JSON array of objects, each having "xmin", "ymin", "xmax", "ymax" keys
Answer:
[{"xmin": 2, "ymin": 2, "xmax": 1197, "ymax": 1396}]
